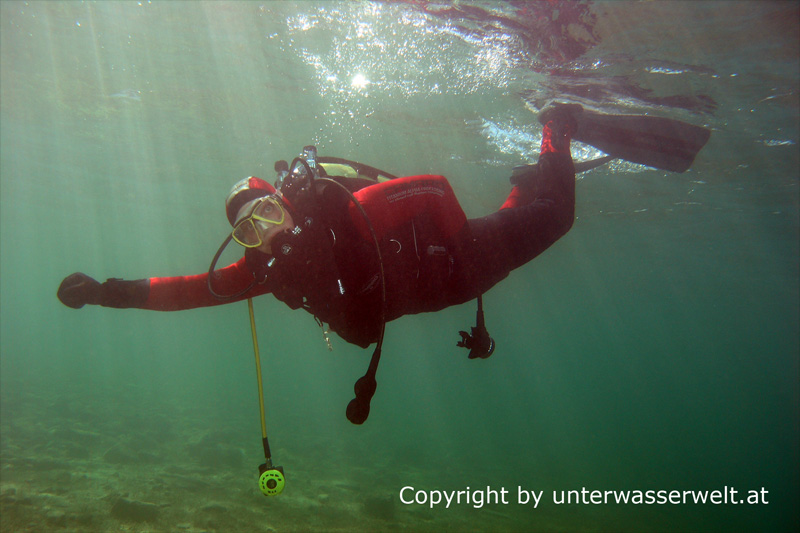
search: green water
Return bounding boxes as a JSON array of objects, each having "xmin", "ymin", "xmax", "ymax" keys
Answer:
[{"xmin": 1, "ymin": 1, "xmax": 798, "ymax": 532}]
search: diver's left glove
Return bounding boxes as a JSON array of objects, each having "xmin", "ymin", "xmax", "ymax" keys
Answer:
[{"xmin": 57, "ymin": 272, "xmax": 149, "ymax": 309}]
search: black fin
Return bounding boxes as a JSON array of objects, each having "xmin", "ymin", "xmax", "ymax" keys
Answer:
[{"xmin": 572, "ymin": 109, "xmax": 710, "ymax": 173}]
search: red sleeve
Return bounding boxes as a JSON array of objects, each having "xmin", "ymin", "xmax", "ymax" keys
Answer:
[
  {"xmin": 348, "ymin": 175, "xmax": 467, "ymax": 242},
  {"xmin": 143, "ymin": 257, "xmax": 271, "ymax": 311}
]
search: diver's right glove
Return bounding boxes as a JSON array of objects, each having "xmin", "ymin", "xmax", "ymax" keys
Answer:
[{"xmin": 57, "ymin": 272, "xmax": 149, "ymax": 309}]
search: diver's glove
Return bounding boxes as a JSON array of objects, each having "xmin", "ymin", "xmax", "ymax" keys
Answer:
[{"xmin": 57, "ymin": 272, "xmax": 149, "ymax": 309}]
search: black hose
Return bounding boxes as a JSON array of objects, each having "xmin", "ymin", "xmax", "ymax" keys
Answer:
[{"xmin": 316, "ymin": 178, "xmax": 387, "ymax": 424}]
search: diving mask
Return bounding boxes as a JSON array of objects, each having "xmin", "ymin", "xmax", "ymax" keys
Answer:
[{"xmin": 232, "ymin": 196, "xmax": 286, "ymax": 248}]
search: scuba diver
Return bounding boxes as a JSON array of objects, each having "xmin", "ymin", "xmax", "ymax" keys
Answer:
[
  {"xmin": 59, "ymin": 107, "xmax": 577, "ymax": 341},
  {"xmin": 57, "ymin": 103, "xmax": 710, "ymax": 423}
]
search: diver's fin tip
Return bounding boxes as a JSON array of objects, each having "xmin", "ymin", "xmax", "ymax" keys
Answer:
[{"xmin": 571, "ymin": 110, "xmax": 710, "ymax": 172}]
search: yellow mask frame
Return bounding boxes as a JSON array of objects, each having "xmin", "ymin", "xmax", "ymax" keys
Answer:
[{"xmin": 232, "ymin": 197, "xmax": 286, "ymax": 248}]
